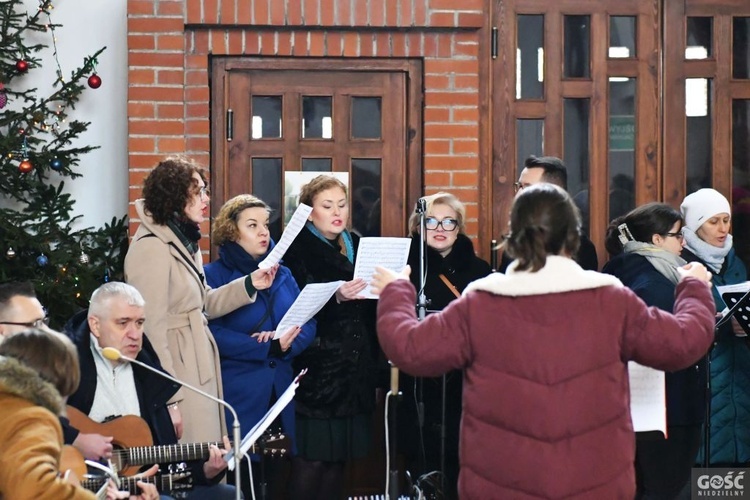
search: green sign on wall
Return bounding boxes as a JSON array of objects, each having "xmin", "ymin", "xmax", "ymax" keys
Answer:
[{"xmin": 609, "ymin": 115, "xmax": 635, "ymax": 151}]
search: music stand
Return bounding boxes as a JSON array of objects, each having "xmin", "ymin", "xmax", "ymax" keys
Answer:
[{"xmin": 703, "ymin": 287, "xmax": 750, "ymax": 467}]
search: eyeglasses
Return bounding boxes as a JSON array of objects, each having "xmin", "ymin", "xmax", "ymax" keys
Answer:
[
  {"xmin": 0, "ymin": 317, "xmax": 49, "ymax": 328},
  {"xmin": 197, "ymin": 186, "xmax": 210, "ymax": 199},
  {"xmin": 513, "ymin": 182, "xmax": 531, "ymax": 193},
  {"xmin": 425, "ymin": 217, "xmax": 458, "ymax": 231},
  {"xmin": 664, "ymin": 231, "xmax": 684, "ymax": 240}
]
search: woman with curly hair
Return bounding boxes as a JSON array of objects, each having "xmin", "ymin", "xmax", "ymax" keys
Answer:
[
  {"xmin": 125, "ymin": 156, "xmax": 277, "ymax": 444},
  {"xmin": 204, "ymin": 194, "xmax": 316, "ymax": 499}
]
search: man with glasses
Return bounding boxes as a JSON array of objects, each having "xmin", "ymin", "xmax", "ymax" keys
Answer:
[
  {"xmin": 504, "ymin": 155, "xmax": 599, "ymax": 271},
  {"xmin": 0, "ymin": 282, "xmax": 47, "ymax": 338},
  {"xmin": 0, "ymin": 281, "xmax": 116, "ymax": 462}
]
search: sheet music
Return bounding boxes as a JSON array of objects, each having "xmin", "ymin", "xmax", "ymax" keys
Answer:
[
  {"xmin": 628, "ymin": 362, "xmax": 666, "ymax": 435},
  {"xmin": 717, "ymin": 281, "xmax": 750, "ymax": 295},
  {"xmin": 225, "ymin": 369, "xmax": 306, "ymax": 469},
  {"xmin": 273, "ymin": 281, "xmax": 344, "ymax": 340},
  {"xmin": 258, "ymin": 203, "xmax": 313, "ymax": 270},
  {"xmin": 352, "ymin": 237, "xmax": 411, "ymax": 299}
]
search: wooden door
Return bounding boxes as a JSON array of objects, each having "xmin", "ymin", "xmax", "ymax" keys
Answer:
[
  {"xmin": 492, "ymin": 0, "xmax": 661, "ymax": 266},
  {"xmin": 210, "ymin": 58, "xmax": 422, "ymax": 248},
  {"xmin": 493, "ymin": 0, "xmax": 750, "ymax": 266}
]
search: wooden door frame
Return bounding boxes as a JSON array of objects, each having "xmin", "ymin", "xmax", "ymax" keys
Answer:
[
  {"xmin": 492, "ymin": 0, "xmax": 660, "ymax": 265},
  {"xmin": 209, "ymin": 56, "xmax": 423, "ymax": 237}
]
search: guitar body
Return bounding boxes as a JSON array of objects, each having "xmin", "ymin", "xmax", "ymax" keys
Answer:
[
  {"xmin": 66, "ymin": 405, "xmax": 153, "ymax": 475},
  {"xmin": 60, "ymin": 445, "xmax": 87, "ymax": 482}
]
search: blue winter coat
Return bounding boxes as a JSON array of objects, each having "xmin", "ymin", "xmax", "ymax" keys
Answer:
[
  {"xmin": 682, "ymin": 247, "xmax": 750, "ymax": 464},
  {"xmin": 603, "ymin": 253, "xmax": 706, "ymax": 427},
  {"xmin": 205, "ymin": 245, "xmax": 316, "ymax": 455}
]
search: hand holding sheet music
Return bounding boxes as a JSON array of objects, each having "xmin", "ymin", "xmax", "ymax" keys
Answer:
[
  {"xmin": 273, "ymin": 281, "xmax": 344, "ymax": 339},
  {"xmin": 352, "ymin": 237, "xmax": 411, "ymax": 299},
  {"xmin": 258, "ymin": 203, "xmax": 313, "ymax": 270}
]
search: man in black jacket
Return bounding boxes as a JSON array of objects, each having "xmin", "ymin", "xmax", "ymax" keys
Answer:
[
  {"xmin": 501, "ymin": 155, "xmax": 599, "ymax": 271},
  {"xmin": 63, "ymin": 281, "xmax": 237, "ymax": 499}
]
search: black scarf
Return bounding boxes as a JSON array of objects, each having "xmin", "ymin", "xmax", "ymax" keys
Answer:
[{"xmin": 167, "ymin": 217, "xmax": 201, "ymax": 254}]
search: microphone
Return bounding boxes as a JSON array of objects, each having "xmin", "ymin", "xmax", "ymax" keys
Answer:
[
  {"xmin": 416, "ymin": 197, "xmax": 427, "ymax": 214},
  {"xmin": 102, "ymin": 347, "xmax": 242, "ymax": 500}
]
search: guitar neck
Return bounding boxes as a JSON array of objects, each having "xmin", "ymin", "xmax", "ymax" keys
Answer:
[
  {"xmin": 82, "ymin": 473, "xmax": 189, "ymax": 495},
  {"xmin": 122, "ymin": 442, "xmax": 223, "ymax": 466}
]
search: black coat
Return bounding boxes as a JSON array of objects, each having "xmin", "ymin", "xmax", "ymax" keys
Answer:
[
  {"xmin": 400, "ymin": 233, "xmax": 491, "ymax": 488},
  {"xmin": 408, "ymin": 232, "xmax": 492, "ymax": 311},
  {"xmin": 284, "ymin": 227, "xmax": 379, "ymax": 418},
  {"xmin": 62, "ymin": 310, "xmax": 217, "ymax": 485}
]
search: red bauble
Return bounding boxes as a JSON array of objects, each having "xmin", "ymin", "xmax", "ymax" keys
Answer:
[
  {"xmin": 87, "ymin": 74, "xmax": 102, "ymax": 89},
  {"xmin": 15, "ymin": 60, "xmax": 28, "ymax": 73},
  {"xmin": 18, "ymin": 159, "xmax": 33, "ymax": 173}
]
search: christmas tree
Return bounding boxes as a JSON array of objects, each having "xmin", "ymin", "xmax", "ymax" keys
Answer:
[{"xmin": 0, "ymin": 0, "xmax": 127, "ymax": 328}]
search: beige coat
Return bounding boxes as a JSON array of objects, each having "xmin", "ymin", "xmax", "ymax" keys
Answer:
[{"xmin": 125, "ymin": 199, "xmax": 254, "ymax": 443}]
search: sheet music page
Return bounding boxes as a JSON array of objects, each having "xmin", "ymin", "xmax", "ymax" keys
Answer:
[
  {"xmin": 352, "ymin": 237, "xmax": 411, "ymax": 299},
  {"xmin": 258, "ymin": 203, "xmax": 313, "ymax": 270},
  {"xmin": 628, "ymin": 362, "xmax": 666, "ymax": 435},
  {"xmin": 273, "ymin": 281, "xmax": 344, "ymax": 339},
  {"xmin": 225, "ymin": 369, "xmax": 306, "ymax": 469},
  {"xmin": 717, "ymin": 281, "xmax": 750, "ymax": 295}
]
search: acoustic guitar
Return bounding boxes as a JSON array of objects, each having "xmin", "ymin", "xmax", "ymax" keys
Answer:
[
  {"xmin": 66, "ymin": 405, "xmax": 288, "ymax": 475},
  {"xmin": 81, "ymin": 471, "xmax": 193, "ymax": 496}
]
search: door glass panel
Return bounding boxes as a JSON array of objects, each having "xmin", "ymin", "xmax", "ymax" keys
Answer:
[
  {"xmin": 302, "ymin": 96, "xmax": 333, "ymax": 139},
  {"xmin": 686, "ymin": 17, "xmax": 712, "ymax": 59},
  {"xmin": 733, "ymin": 100, "xmax": 750, "ymax": 266},
  {"xmin": 302, "ymin": 158, "xmax": 332, "ymax": 172},
  {"xmin": 564, "ymin": 15, "xmax": 590, "ymax": 78},
  {"xmin": 351, "ymin": 159, "xmax": 382, "ymax": 237},
  {"xmin": 608, "ymin": 78, "xmax": 636, "ymax": 221},
  {"xmin": 351, "ymin": 97, "xmax": 382, "ymax": 139},
  {"xmin": 516, "ymin": 119, "xmax": 544, "ymax": 171},
  {"xmin": 516, "ymin": 14, "xmax": 544, "ymax": 99},
  {"xmin": 252, "ymin": 158, "xmax": 283, "ymax": 240},
  {"xmin": 251, "ymin": 96, "xmax": 282, "ymax": 139},
  {"xmin": 733, "ymin": 18, "xmax": 750, "ymax": 79},
  {"xmin": 564, "ymin": 98, "xmax": 591, "ymax": 235},
  {"xmin": 686, "ymin": 78, "xmax": 712, "ymax": 192},
  {"xmin": 609, "ymin": 16, "xmax": 636, "ymax": 58}
]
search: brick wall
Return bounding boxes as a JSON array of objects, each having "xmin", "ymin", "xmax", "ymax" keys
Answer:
[{"xmin": 127, "ymin": 0, "xmax": 489, "ymax": 248}]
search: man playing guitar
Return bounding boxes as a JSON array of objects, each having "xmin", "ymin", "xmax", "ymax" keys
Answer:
[{"xmin": 62, "ymin": 282, "xmax": 237, "ymax": 500}]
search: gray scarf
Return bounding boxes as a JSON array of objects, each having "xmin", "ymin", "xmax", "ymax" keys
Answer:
[
  {"xmin": 682, "ymin": 228, "xmax": 732, "ymax": 273},
  {"xmin": 623, "ymin": 241, "xmax": 686, "ymax": 285}
]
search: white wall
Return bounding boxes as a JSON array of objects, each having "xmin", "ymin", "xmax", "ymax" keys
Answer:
[{"xmin": 22, "ymin": 0, "xmax": 127, "ymax": 229}]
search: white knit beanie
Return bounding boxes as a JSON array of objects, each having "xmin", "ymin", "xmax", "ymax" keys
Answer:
[{"xmin": 680, "ymin": 188, "xmax": 731, "ymax": 232}]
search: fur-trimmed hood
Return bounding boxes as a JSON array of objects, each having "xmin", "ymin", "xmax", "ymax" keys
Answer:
[
  {"xmin": 0, "ymin": 355, "xmax": 64, "ymax": 415},
  {"xmin": 466, "ymin": 255, "xmax": 622, "ymax": 296}
]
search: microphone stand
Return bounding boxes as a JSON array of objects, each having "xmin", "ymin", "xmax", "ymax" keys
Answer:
[
  {"xmin": 415, "ymin": 198, "xmax": 428, "ymax": 480},
  {"xmin": 703, "ymin": 286, "xmax": 750, "ymax": 467},
  {"xmin": 102, "ymin": 348, "xmax": 243, "ymax": 500}
]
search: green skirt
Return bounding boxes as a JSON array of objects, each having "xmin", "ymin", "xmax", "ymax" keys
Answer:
[{"xmin": 295, "ymin": 413, "xmax": 372, "ymax": 462}]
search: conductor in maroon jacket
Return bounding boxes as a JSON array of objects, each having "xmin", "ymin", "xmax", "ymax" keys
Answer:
[{"xmin": 372, "ymin": 184, "xmax": 716, "ymax": 499}]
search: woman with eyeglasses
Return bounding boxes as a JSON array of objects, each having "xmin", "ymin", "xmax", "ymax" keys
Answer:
[
  {"xmin": 124, "ymin": 157, "xmax": 278, "ymax": 445},
  {"xmin": 679, "ymin": 188, "xmax": 749, "ymax": 467},
  {"xmin": 602, "ymin": 202, "xmax": 706, "ymax": 498},
  {"xmin": 401, "ymin": 191, "xmax": 491, "ymax": 499}
]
